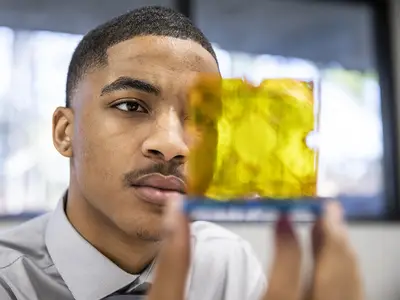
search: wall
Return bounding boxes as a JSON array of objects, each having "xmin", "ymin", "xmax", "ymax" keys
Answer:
[
  {"xmin": 0, "ymin": 0, "xmax": 172, "ymax": 34},
  {"xmin": 223, "ymin": 223, "xmax": 400, "ymax": 300}
]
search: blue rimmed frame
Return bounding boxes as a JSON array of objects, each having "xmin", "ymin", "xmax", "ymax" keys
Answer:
[{"xmin": 183, "ymin": 197, "xmax": 325, "ymax": 222}]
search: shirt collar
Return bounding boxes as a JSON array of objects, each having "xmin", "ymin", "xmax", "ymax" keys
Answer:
[{"xmin": 45, "ymin": 195, "xmax": 153, "ymax": 300}]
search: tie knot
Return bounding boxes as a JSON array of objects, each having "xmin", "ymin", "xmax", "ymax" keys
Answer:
[{"xmin": 104, "ymin": 282, "xmax": 151, "ymax": 299}]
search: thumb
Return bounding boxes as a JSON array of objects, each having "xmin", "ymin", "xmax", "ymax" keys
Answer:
[{"xmin": 147, "ymin": 196, "xmax": 191, "ymax": 300}]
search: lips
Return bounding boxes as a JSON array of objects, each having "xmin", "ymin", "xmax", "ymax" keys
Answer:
[
  {"xmin": 130, "ymin": 174, "xmax": 186, "ymax": 205},
  {"xmin": 132, "ymin": 174, "xmax": 186, "ymax": 193}
]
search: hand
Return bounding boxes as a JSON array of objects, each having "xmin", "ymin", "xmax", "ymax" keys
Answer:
[
  {"xmin": 147, "ymin": 200, "xmax": 364, "ymax": 300},
  {"xmin": 265, "ymin": 201, "xmax": 364, "ymax": 300}
]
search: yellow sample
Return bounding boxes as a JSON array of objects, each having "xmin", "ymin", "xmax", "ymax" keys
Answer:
[{"xmin": 186, "ymin": 77, "xmax": 318, "ymax": 200}]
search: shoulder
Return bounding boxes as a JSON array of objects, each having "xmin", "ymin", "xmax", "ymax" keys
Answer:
[
  {"xmin": 190, "ymin": 220, "xmax": 263, "ymax": 270},
  {"xmin": 190, "ymin": 220, "xmax": 258, "ymax": 257},
  {"xmin": 191, "ymin": 221, "xmax": 264, "ymax": 280},
  {"xmin": 0, "ymin": 214, "xmax": 52, "ymax": 270},
  {"xmin": 190, "ymin": 221, "xmax": 257, "ymax": 264},
  {"xmin": 190, "ymin": 220, "xmax": 263, "ymax": 267},
  {"xmin": 190, "ymin": 221, "xmax": 266, "ymax": 298},
  {"xmin": 191, "ymin": 220, "xmax": 245, "ymax": 242},
  {"xmin": 0, "ymin": 214, "xmax": 64, "ymax": 299}
]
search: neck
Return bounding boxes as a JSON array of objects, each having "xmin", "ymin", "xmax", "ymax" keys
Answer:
[{"xmin": 66, "ymin": 183, "xmax": 160, "ymax": 274}]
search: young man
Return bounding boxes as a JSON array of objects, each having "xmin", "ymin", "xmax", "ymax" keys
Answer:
[
  {"xmin": 0, "ymin": 6, "xmax": 364, "ymax": 300},
  {"xmin": 0, "ymin": 6, "xmax": 266, "ymax": 300}
]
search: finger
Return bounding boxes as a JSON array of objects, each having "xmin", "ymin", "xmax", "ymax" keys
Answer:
[
  {"xmin": 309, "ymin": 201, "xmax": 347, "ymax": 285},
  {"xmin": 321, "ymin": 200, "xmax": 358, "ymax": 273},
  {"xmin": 310, "ymin": 216, "xmax": 322, "ymax": 255},
  {"xmin": 263, "ymin": 214, "xmax": 302, "ymax": 300},
  {"xmin": 147, "ymin": 196, "xmax": 191, "ymax": 300},
  {"xmin": 302, "ymin": 212, "xmax": 326, "ymax": 300},
  {"xmin": 301, "ymin": 219, "xmax": 323, "ymax": 300},
  {"xmin": 310, "ymin": 200, "xmax": 364, "ymax": 300},
  {"xmin": 321, "ymin": 201, "xmax": 350, "ymax": 252},
  {"xmin": 309, "ymin": 201, "xmax": 348, "ymax": 261}
]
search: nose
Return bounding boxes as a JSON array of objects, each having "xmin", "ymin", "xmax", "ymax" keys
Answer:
[{"xmin": 142, "ymin": 109, "xmax": 189, "ymax": 163}]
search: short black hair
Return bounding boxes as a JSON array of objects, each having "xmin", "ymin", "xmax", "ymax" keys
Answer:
[{"xmin": 65, "ymin": 6, "xmax": 217, "ymax": 107}]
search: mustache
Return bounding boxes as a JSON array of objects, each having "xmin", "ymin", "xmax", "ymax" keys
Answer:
[{"xmin": 123, "ymin": 162, "xmax": 185, "ymax": 186}]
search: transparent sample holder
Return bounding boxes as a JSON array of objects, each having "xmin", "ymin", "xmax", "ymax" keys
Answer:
[{"xmin": 185, "ymin": 77, "xmax": 322, "ymax": 222}]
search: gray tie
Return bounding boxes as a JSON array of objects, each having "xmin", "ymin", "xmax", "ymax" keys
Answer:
[{"xmin": 103, "ymin": 282, "xmax": 150, "ymax": 300}]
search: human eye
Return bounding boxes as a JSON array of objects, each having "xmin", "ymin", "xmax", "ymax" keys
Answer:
[{"xmin": 112, "ymin": 100, "xmax": 148, "ymax": 113}]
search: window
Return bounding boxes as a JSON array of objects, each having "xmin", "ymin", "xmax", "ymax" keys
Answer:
[
  {"xmin": 195, "ymin": 0, "xmax": 393, "ymax": 218},
  {"xmin": 0, "ymin": 0, "xmax": 395, "ymax": 219},
  {"xmin": 0, "ymin": 29, "xmax": 82, "ymax": 215}
]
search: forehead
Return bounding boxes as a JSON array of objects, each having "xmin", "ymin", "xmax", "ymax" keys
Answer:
[{"xmin": 104, "ymin": 36, "xmax": 219, "ymax": 84}]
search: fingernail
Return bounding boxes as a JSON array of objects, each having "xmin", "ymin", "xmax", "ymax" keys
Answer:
[
  {"xmin": 164, "ymin": 196, "xmax": 183, "ymax": 233},
  {"xmin": 276, "ymin": 214, "xmax": 292, "ymax": 236},
  {"xmin": 326, "ymin": 201, "xmax": 344, "ymax": 224}
]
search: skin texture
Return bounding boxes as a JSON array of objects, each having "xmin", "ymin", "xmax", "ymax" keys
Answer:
[{"xmin": 52, "ymin": 36, "xmax": 219, "ymax": 273}]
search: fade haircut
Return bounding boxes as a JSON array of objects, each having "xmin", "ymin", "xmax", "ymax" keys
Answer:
[{"xmin": 65, "ymin": 5, "xmax": 217, "ymax": 107}]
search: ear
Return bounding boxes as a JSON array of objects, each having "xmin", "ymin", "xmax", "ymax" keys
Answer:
[{"xmin": 52, "ymin": 107, "xmax": 74, "ymax": 158}]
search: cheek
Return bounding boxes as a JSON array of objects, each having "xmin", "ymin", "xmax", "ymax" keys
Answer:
[
  {"xmin": 72, "ymin": 125, "xmax": 113, "ymax": 186},
  {"xmin": 72, "ymin": 114, "xmax": 149, "ymax": 183}
]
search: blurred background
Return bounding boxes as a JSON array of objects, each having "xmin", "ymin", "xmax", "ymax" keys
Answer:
[{"xmin": 0, "ymin": 0, "xmax": 399, "ymax": 299}]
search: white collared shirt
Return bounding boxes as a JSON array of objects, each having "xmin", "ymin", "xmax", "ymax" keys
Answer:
[{"xmin": 0, "ymin": 196, "xmax": 266, "ymax": 300}]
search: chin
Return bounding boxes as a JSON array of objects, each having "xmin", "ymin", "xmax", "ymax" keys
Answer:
[
  {"xmin": 116, "ymin": 209, "xmax": 164, "ymax": 242},
  {"xmin": 135, "ymin": 227, "xmax": 163, "ymax": 242}
]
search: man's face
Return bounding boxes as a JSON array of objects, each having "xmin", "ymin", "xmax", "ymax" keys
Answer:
[{"xmin": 56, "ymin": 36, "xmax": 219, "ymax": 240}]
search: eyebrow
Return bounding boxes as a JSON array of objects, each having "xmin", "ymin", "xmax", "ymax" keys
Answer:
[{"xmin": 100, "ymin": 76, "xmax": 161, "ymax": 96}]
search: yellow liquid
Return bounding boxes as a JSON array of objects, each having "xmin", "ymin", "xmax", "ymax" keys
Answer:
[{"xmin": 186, "ymin": 77, "xmax": 318, "ymax": 200}]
